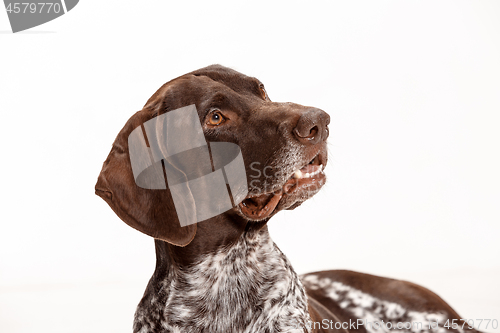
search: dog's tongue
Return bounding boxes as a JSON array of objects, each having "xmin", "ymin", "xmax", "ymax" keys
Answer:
[{"xmin": 239, "ymin": 192, "xmax": 283, "ymax": 219}]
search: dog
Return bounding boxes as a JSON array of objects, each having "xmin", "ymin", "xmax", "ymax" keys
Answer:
[{"xmin": 95, "ymin": 65, "xmax": 479, "ymax": 333}]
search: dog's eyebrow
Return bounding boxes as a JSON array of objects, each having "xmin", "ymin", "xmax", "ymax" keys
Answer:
[{"xmin": 202, "ymin": 91, "xmax": 243, "ymax": 116}]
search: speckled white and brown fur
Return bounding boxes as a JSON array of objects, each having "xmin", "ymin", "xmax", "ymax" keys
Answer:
[
  {"xmin": 301, "ymin": 273, "xmax": 479, "ymax": 333},
  {"xmin": 134, "ymin": 227, "xmax": 311, "ymax": 333},
  {"xmin": 302, "ymin": 274, "xmax": 448, "ymax": 333}
]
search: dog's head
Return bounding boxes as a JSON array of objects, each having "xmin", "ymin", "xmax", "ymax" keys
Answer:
[{"xmin": 96, "ymin": 65, "xmax": 329, "ymax": 246}]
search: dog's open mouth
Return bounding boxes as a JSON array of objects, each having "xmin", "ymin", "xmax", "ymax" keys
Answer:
[{"xmin": 238, "ymin": 153, "xmax": 326, "ymax": 220}]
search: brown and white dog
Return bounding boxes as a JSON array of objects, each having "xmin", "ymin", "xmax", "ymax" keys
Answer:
[{"xmin": 96, "ymin": 65, "xmax": 479, "ymax": 333}]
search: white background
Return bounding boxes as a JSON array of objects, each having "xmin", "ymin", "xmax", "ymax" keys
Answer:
[{"xmin": 1, "ymin": 1, "xmax": 499, "ymax": 332}]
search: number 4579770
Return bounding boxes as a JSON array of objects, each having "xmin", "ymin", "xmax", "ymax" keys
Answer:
[
  {"xmin": 444, "ymin": 319, "xmax": 498, "ymax": 330},
  {"xmin": 6, "ymin": 3, "xmax": 62, "ymax": 14}
]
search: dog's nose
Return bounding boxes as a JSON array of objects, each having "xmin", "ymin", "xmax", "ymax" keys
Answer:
[{"xmin": 293, "ymin": 108, "xmax": 330, "ymax": 145}]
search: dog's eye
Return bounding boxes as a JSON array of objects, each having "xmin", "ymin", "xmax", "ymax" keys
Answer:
[{"xmin": 208, "ymin": 111, "xmax": 225, "ymax": 126}]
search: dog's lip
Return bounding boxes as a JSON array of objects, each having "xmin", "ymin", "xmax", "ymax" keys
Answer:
[
  {"xmin": 237, "ymin": 151, "xmax": 326, "ymax": 220},
  {"xmin": 238, "ymin": 191, "xmax": 283, "ymax": 220},
  {"xmin": 292, "ymin": 153, "xmax": 323, "ymax": 179},
  {"xmin": 281, "ymin": 152, "xmax": 326, "ymax": 195}
]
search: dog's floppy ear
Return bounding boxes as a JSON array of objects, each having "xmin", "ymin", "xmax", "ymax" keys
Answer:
[{"xmin": 95, "ymin": 108, "xmax": 197, "ymax": 247}]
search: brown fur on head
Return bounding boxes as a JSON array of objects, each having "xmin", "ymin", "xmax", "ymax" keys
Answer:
[{"xmin": 95, "ymin": 65, "xmax": 329, "ymax": 247}]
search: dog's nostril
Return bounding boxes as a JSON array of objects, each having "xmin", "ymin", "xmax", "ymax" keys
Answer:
[
  {"xmin": 308, "ymin": 126, "xmax": 318, "ymax": 139},
  {"xmin": 294, "ymin": 123, "xmax": 319, "ymax": 140}
]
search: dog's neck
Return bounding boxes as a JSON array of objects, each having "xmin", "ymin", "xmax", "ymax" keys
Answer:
[{"xmin": 133, "ymin": 216, "xmax": 311, "ymax": 333}]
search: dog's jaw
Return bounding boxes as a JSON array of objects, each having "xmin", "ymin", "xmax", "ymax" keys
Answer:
[{"xmin": 236, "ymin": 142, "xmax": 328, "ymax": 221}]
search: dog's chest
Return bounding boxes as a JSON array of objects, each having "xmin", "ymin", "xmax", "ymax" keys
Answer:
[{"xmin": 134, "ymin": 231, "xmax": 311, "ymax": 333}]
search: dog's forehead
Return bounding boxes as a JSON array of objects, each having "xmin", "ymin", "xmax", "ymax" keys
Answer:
[
  {"xmin": 185, "ymin": 65, "xmax": 264, "ymax": 95},
  {"xmin": 164, "ymin": 75, "xmax": 255, "ymax": 109},
  {"xmin": 188, "ymin": 65, "xmax": 260, "ymax": 83},
  {"xmin": 156, "ymin": 76, "xmax": 263, "ymax": 114}
]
